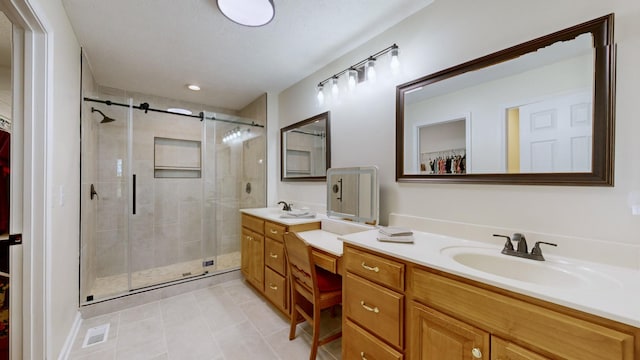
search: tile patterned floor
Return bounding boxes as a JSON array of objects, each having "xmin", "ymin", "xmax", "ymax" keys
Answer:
[{"xmin": 69, "ymin": 278, "xmax": 342, "ymax": 360}]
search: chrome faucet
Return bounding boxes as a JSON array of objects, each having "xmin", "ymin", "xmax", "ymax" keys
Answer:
[
  {"xmin": 277, "ymin": 201, "xmax": 292, "ymax": 211},
  {"xmin": 493, "ymin": 233, "xmax": 557, "ymax": 261}
]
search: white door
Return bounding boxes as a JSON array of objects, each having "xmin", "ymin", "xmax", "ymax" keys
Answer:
[{"xmin": 519, "ymin": 91, "xmax": 592, "ymax": 173}]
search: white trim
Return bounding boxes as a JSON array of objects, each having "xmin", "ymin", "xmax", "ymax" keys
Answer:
[
  {"xmin": 0, "ymin": 0, "xmax": 51, "ymax": 358},
  {"xmin": 57, "ymin": 312, "xmax": 82, "ymax": 360}
]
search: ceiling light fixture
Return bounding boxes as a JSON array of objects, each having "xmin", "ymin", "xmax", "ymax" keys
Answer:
[
  {"xmin": 217, "ymin": 0, "xmax": 275, "ymax": 27},
  {"xmin": 167, "ymin": 108, "xmax": 193, "ymax": 115},
  {"xmin": 315, "ymin": 44, "xmax": 399, "ymax": 104},
  {"xmin": 187, "ymin": 84, "xmax": 201, "ymax": 91}
]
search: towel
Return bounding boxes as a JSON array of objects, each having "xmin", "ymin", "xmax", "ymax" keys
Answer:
[
  {"xmin": 377, "ymin": 235, "xmax": 414, "ymax": 243},
  {"xmin": 378, "ymin": 226, "xmax": 413, "ymax": 237}
]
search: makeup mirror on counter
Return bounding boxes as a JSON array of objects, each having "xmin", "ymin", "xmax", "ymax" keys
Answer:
[
  {"xmin": 396, "ymin": 14, "xmax": 615, "ymax": 185},
  {"xmin": 327, "ymin": 166, "xmax": 379, "ymax": 225},
  {"xmin": 281, "ymin": 111, "xmax": 331, "ymax": 181}
]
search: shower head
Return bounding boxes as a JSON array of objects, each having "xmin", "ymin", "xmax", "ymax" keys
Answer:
[{"xmin": 91, "ymin": 107, "xmax": 116, "ymax": 123}]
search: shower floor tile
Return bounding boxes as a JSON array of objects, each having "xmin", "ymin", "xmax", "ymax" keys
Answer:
[
  {"xmin": 89, "ymin": 252, "xmax": 241, "ymax": 301},
  {"xmin": 69, "ymin": 278, "xmax": 342, "ymax": 360}
]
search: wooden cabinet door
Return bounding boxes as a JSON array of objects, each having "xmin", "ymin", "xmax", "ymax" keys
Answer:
[
  {"xmin": 491, "ymin": 337, "xmax": 550, "ymax": 360},
  {"xmin": 241, "ymin": 228, "xmax": 264, "ymax": 291},
  {"xmin": 409, "ymin": 301, "xmax": 489, "ymax": 360}
]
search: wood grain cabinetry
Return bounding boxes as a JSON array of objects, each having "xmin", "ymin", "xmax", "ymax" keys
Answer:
[
  {"xmin": 240, "ymin": 213, "xmax": 319, "ymax": 317},
  {"xmin": 343, "ymin": 243, "xmax": 639, "ymax": 360},
  {"xmin": 343, "ymin": 245, "xmax": 405, "ymax": 358}
]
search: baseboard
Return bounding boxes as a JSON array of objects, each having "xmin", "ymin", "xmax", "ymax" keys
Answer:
[{"xmin": 57, "ymin": 311, "xmax": 82, "ymax": 360}]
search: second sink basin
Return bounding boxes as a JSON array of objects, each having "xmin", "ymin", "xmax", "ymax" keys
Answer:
[{"xmin": 440, "ymin": 246, "xmax": 621, "ymax": 288}]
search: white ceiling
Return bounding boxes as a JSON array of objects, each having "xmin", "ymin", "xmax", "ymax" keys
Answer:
[{"xmin": 61, "ymin": 0, "xmax": 433, "ymax": 110}]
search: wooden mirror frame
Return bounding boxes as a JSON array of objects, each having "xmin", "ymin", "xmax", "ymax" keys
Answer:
[
  {"xmin": 396, "ymin": 14, "xmax": 615, "ymax": 186},
  {"xmin": 281, "ymin": 111, "xmax": 331, "ymax": 182}
]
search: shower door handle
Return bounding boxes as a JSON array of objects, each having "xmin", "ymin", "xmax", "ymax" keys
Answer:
[{"xmin": 132, "ymin": 174, "xmax": 137, "ymax": 215}]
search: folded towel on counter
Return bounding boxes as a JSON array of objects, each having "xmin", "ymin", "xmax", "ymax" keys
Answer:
[
  {"xmin": 377, "ymin": 235, "xmax": 414, "ymax": 243},
  {"xmin": 280, "ymin": 211, "xmax": 316, "ymax": 219},
  {"xmin": 378, "ymin": 226, "xmax": 414, "ymax": 237}
]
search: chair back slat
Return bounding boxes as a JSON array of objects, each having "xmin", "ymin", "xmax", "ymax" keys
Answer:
[{"xmin": 284, "ymin": 232, "xmax": 318, "ymax": 299}]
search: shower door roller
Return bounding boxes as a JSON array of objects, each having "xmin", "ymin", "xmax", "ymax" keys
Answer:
[{"xmin": 245, "ymin": 182, "xmax": 251, "ymax": 194}]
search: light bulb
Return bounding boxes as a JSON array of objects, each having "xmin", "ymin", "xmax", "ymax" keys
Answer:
[
  {"xmin": 390, "ymin": 46, "xmax": 400, "ymax": 74},
  {"xmin": 347, "ymin": 69, "xmax": 357, "ymax": 91},
  {"xmin": 331, "ymin": 77, "xmax": 339, "ymax": 98},
  {"xmin": 316, "ymin": 84, "xmax": 325, "ymax": 105},
  {"xmin": 366, "ymin": 58, "xmax": 376, "ymax": 82}
]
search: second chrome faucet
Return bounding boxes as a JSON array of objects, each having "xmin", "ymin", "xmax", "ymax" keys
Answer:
[{"xmin": 493, "ymin": 233, "xmax": 557, "ymax": 261}]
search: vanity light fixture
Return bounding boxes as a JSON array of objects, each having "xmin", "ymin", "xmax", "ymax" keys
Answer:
[
  {"xmin": 347, "ymin": 68, "xmax": 358, "ymax": 91},
  {"xmin": 330, "ymin": 77, "xmax": 339, "ymax": 98},
  {"xmin": 316, "ymin": 84, "xmax": 325, "ymax": 106},
  {"xmin": 366, "ymin": 57, "xmax": 377, "ymax": 82},
  {"xmin": 187, "ymin": 84, "xmax": 201, "ymax": 91},
  {"xmin": 315, "ymin": 44, "xmax": 399, "ymax": 105},
  {"xmin": 217, "ymin": 0, "xmax": 275, "ymax": 27}
]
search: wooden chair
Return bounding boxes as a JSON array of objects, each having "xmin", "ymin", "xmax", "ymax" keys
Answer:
[{"xmin": 283, "ymin": 231, "xmax": 342, "ymax": 360}]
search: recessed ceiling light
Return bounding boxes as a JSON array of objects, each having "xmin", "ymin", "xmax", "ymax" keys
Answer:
[
  {"xmin": 167, "ymin": 108, "xmax": 193, "ymax": 115},
  {"xmin": 187, "ymin": 84, "xmax": 201, "ymax": 91},
  {"xmin": 217, "ymin": 0, "xmax": 275, "ymax": 27}
]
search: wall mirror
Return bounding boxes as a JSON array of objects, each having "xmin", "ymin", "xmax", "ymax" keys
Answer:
[
  {"xmin": 396, "ymin": 14, "xmax": 615, "ymax": 185},
  {"xmin": 281, "ymin": 111, "xmax": 330, "ymax": 181},
  {"xmin": 327, "ymin": 166, "xmax": 379, "ymax": 225}
]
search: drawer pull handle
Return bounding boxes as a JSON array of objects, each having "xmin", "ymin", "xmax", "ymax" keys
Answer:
[
  {"xmin": 269, "ymin": 253, "xmax": 278, "ymax": 259},
  {"xmin": 360, "ymin": 352, "xmax": 367, "ymax": 360},
  {"xmin": 361, "ymin": 262, "xmax": 379, "ymax": 273},
  {"xmin": 270, "ymin": 229, "xmax": 278, "ymax": 234},
  {"xmin": 269, "ymin": 284, "xmax": 278, "ymax": 290},
  {"xmin": 360, "ymin": 301, "xmax": 379, "ymax": 313},
  {"xmin": 471, "ymin": 347, "xmax": 482, "ymax": 359}
]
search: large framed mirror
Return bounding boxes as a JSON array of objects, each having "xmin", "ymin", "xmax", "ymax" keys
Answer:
[
  {"xmin": 281, "ymin": 111, "xmax": 331, "ymax": 181},
  {"xmin": 327, "ymin": 166, "xmax": 379, "ymax": 225},
  {"xmin": 396, "ymin": 14, "xmax": 615, "ymax": 185}
]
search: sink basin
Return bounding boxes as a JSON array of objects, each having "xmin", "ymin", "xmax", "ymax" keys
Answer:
[{"xmin": 441, "ymin": 246, "xmax": 621, "ymax": 288}]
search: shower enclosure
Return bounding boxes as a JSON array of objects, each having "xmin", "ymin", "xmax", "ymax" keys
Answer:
[{"xmin": 80, "ymin": 92, "xmax": 266, "ymax": 304}]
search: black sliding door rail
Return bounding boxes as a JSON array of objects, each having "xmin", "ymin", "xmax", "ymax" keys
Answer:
[{"xmin": 83, "ymin": 97, "xmax": 265, "ymax": 128}]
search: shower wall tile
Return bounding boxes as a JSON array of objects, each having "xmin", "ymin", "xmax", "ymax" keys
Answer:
[
  {"xmin": 154, "ymin": 225, "xmax": 180, "ymax": 267},
  {"xmin": 130, "ymin": 204, "xmax": 155, "ymax": 272},
  {"xmin": 178, "ymin": 180, "xmax": 202, "ymax": 202},
  {"xmin": 96, "ymin": 181, "xmax": 127, "ymax": 232},
  {"xmin": 97, "ymin": 229, "xmax": 127, "ymax": 278},
  {"xmin": 180, "ymin": 240, "xmax": 202, "ymax": 262}
]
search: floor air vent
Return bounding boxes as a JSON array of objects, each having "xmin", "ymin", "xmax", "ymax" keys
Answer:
[{"xmin": 82, "ymin": 323, "xmax": 110, "ymax": 348}]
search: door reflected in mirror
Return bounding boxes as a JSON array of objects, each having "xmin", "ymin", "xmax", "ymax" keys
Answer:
[
  {"xmin": 327, "ymin": 166, "xmax": 379, "ymax": 225},
  {"xmin": 397, "ymin": 14, "xmax": 615, "ymax": 185},
  {"xmin": 281, "ymin": 111, "xmax": 330, "ymax": 181}
]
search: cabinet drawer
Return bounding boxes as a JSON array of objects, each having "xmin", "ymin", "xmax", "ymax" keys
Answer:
[
  {"xmin": 265, "ymin": 221, "xmax": 286, "ymax": 241},
  {"xmin": 345, "ymin": 273, "xmax": 404, "ymax": 348},
  {"xmin": 265, "ymin": 237, "xmax": 285, "ymax": 274},
  {"xmin": 242, "ymin": 214, "xmax": 264, "ymax": 234},
  {"xmin": 344, "ymin": 319, "xmax": 403, "ymax": 360},
  {"xmin": 312, "ymin": 249, "xmax": 337, "ymax": 274},
  {"xmin": 492, "ymin": 337, "xmax": 551, "ymax": 360},
  {"xmin": 410, "ymin": 267, "xmax": 634, "ymax": 360},
  {"xmin": 345, "ymin": 246, "xmax": 405, "ymax": 291},
  {"xmin": 264, "ymin": 267, "xmax": 287, "ymax": 311}
]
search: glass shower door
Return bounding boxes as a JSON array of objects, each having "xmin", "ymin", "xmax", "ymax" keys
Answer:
[{"xmin": 128, "ymin": 102, "xmax": 208, "ymax": 291}]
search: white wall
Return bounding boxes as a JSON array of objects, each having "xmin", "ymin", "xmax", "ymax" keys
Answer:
[
  {"xmin": 278, "ymin": 0, "xmax": 640, "ymax": 249},
  {"xmin": 30, "ymin": 0, "xmax": 81, "ymax": 357}
]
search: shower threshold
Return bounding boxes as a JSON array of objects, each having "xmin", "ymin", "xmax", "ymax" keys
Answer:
[{"xmin": 85, "ymin": 251, "xmax": 240, "ymax": 303}]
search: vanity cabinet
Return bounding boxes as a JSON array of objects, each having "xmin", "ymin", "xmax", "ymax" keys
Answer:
[
  {"xmin": 240, "ymin": 213, "xmax": 319, "ymax": 317},
  {"xmin": 343, "ymin": 243, "xmax": 639, "ymax": 360},
  {"xmin": 240, "ymin": 223, "xmax": 264, "ymax": 291},
  {"xmin": 343, "ymin": 245, "xmax": 406, "ymax": 359}
]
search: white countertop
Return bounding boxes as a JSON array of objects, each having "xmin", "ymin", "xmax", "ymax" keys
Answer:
[
  {"xmin": 297, "ymin": 229, "xmax": 343, "ymax": 256},
  {"xmin": 339, "ymin": 229, "xmax": 640, "ymax": 328},
  {"xmin": 240, "ymin": 207, "xmax": 325, "ymax": 226}
]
